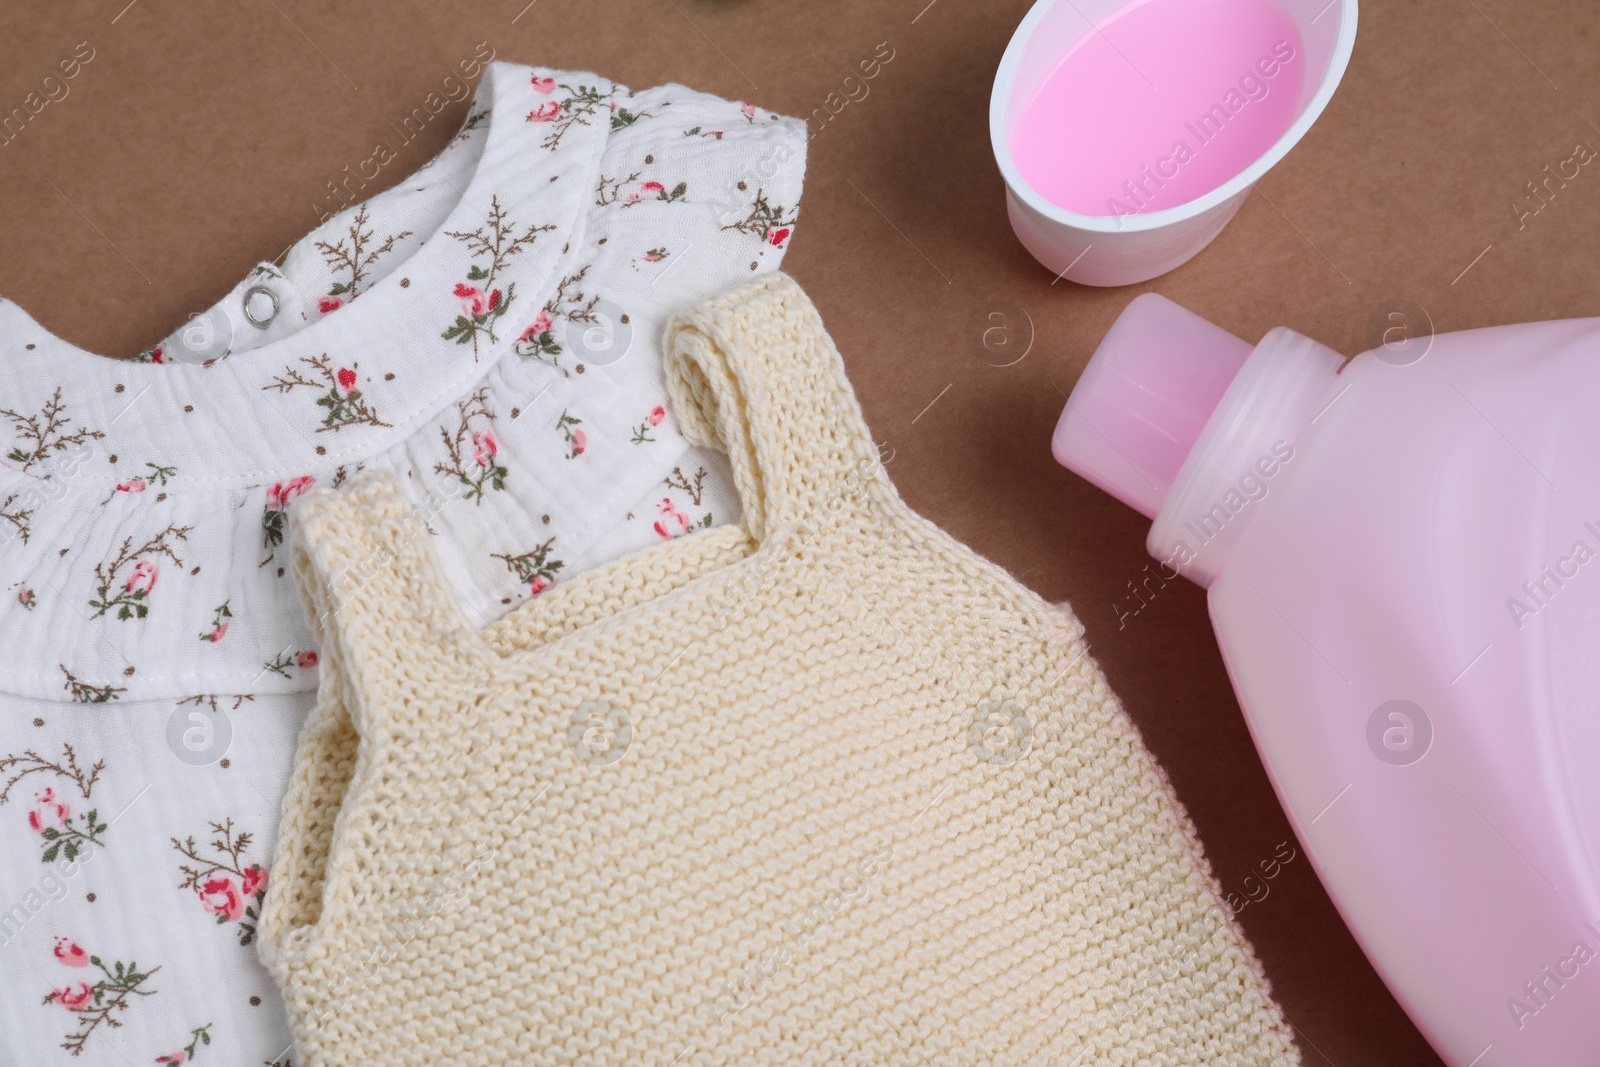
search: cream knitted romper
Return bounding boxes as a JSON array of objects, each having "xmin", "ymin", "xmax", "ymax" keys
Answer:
[{"xmin": 258, "ymin": 273, "xmax": 1301, "ymax": 1066}]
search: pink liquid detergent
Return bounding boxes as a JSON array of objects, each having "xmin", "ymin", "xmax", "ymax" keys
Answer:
[{"xmin": 1011, "ymin": 0, "xmax": 1308, "ymax": 217}]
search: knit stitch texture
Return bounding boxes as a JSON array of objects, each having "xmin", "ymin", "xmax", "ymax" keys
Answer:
[{"xmin": 259, "ymin": 272, "xmax": 1302, "ymax": 1066}]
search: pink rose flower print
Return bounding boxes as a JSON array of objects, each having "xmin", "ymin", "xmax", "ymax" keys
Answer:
[
  {"xmin": 241, "ymin": 864, "xmax": 268, "ymax": 898},
  {"xmin": 53, "ymin": 938, "xmax": 89, "ymax": 967},
  {"xmin": 265, "ymin": 475, "xmax": 315, "ymax": 511},
  {"xmin": 531, "ymin": 75, "xmax": 555, "ymax": 93},
  {"xmin": 297, "ymin": 650, "xmax": 319, "ymax": 669},
  {"xmin": 263, "ymin": 354, "xmax": 389, "ymax": 432},
  {"xmin": 155, "ymin": 1052, "xmax": 188, "ymax": 1065},
  {"xmin": 43, "ymin": 945, "xmax": 164, "ymax": 1055},
  {"xmin": 472, "ymin": 430, "xmax": 498, "ymax": 468},
  {"xmin": 527, "ymin": 81, "xmax": 606, "ymax": 148},
  {"xmin": 28, "ymin": 787, "xmax": 70, "ymax": 833},
  {"xmin": 654, "ymin": 498, "xmax": 693, "ymax": 540},
  {"xmin": 740, "ymin": 102, "xmax": 757, "ymax": 121},
  {"xmin": 261, "ymin": 475, "xmax": 316, "ymax": 558},
  {"xmin": 556, "ymin": 410, "xmax": 586, "ymax": 460},
  {"xmin": 625, "ymin": 179, "xmax": 686, "ymax": 206},
  {"xmin": 723, "ymin": 191, "xmax": 798, "ymax": 246},
  {"xmin": 198, "ymin": 878, "xmax": 244, "ymax": 923},
  {"xmin": 521, "ymin": 310, "xmax": 560, "ymax": 343},
  {"xmin": 454, "ymin": 283, "xmax": 489, "ymax": 317},
  {"xmin": 632, "ymin": 405, "xmax": 668, "ymax": 444},
  {"xmin": 124, "ymin": 561, "xmax": 158, "ymax": 598},
  {"xmin": 51, "ymin": 981, "xmax": 94, "ymax": 1011},
  {"xmin": 17, "ymin": 587, "xmax": 35, "ymax": 610},
  {"xmin": 198, "ymin": 601, "xmax": 232, "ymax": 644},
  {"xmin": 514, "ymin": 311, "xmax": 560, "ymax": 362},
  {"xmin": 174, "ymin": 819, "xmax": 269, "ymax": 945},
  {"xmin": 442, "ymin": 195, "xmax": 535, "ymax": 355},
  {"xmin": 529, "ymin": 574, "xmax": 550, "ymax": 596},
  {"xmin": 87, "ymin": 523, "xmax": 190, "ymax": 621},
  {"xmin": 25, "ymin": 785, "xmax": 105, "ymax": 862},
  {"xmin": 115, "ymin": 478, "xmax": 146, "ymax": 494},
  {"xmin": 437, "ymin": 389, "xmax": 510, "ymax": 503},
  {"xmin": 653, "ymin": 471, "xmax": 714, "ymax": 535},
  {"xmin": 639, "ymin": 180, "xmax": 665, "ymax": 196},
  {"xmin": 318, "ymin": 295, "xmax": 343, "ymax": 314},
  {"xmin": 450, "ymin": 284, "xmax": 505, "ymax": 350}
]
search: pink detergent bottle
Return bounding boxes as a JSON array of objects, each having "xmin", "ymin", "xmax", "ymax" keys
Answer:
[{"xmin": 1053, "ymin": 294, "xmax": 1600, "ymax": 1067}]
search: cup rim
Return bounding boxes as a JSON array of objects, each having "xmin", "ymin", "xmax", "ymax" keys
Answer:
[{"xmin": 989, "ymin": 0, "xmax": 1359, "ymax": 235}]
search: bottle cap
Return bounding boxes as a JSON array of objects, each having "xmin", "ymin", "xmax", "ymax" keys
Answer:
[{"xmin": 1052, "ymin": 293, "xmax": 1253, "ymax": 519}]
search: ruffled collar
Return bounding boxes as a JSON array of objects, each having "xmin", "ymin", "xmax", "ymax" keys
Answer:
[
  {"xmin": 0, "ymin": 62, "xmax": 614, "ymax": 487},
  {"xmin": 0, "ymin": 64, "xmax": 810, "ymax": 706}
]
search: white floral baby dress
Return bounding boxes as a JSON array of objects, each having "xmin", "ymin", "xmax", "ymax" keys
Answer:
[{"xmin": 0, "ymin": 59, "xmax": 805, "ymax": 1066}]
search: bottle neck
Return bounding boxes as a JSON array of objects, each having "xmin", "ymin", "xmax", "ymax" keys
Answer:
[{"xmin": 1146, "ymin": 327, "xmax": 1346, "ymax": 588}]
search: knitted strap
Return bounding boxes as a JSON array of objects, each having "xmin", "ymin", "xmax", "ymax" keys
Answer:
[
  {"xmin": 263, "ymin": 472, "xmax": 486, "ymax": 969},
  {"xmin": 287, "ymin": 470, "xmax": 488, "ymax": 687},
  {"xmin": 663, "ymin": 272, "xmax": 888, "ymax": 545}
]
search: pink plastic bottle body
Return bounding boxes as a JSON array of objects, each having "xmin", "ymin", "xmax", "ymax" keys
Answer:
[
  {"xmin": 1215, "ymin": 320, "xmax": 1600, "ymax": 1066},
  {"xmin": 1053, "ymin": 299, "xmax": 1600, "ymax": 1066}
]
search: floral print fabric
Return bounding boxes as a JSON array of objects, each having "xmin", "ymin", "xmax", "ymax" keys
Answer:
[{"xmin": 0, "ymin": 60, "xmax": 804, "ymax": 1065}]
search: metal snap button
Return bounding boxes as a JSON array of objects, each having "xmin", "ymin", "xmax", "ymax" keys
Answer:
[{"xmin": 242, "ymin": 284, "xmax": 281, "ymax": 329}]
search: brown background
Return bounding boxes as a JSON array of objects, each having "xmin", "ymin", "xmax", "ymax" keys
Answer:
[{"xmin": 5, "ymin": 1, "xmax": 1598, "ymax": 1062}]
